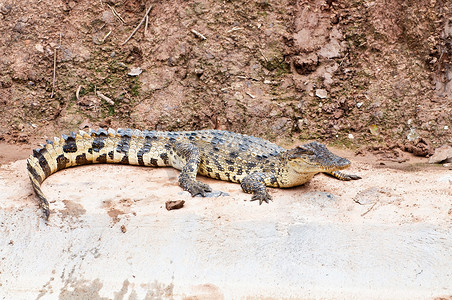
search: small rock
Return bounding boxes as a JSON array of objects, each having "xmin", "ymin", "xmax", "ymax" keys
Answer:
[
  {"xmin": 292, "ymin": 54, "xmax": 318, "ymax": 75},
  {"xmin": 429, "ymin": 145, "xmax": 452, "ymax": 164},
  {"xmin": 128, "ymin": 67, "xmax": 142, "ymax": 76},
  {"xmin": 315, "ymin": 88, "xmax": 328, "ymax": 99},
  {"xmin": 165, "ymin": 200, "xmax": 185, "ymax": 210},
  {"xmin": 406, "ymin": 128, "xmax": 419, "ymax": 141},
  {"xmin": 35, "ymin": 44, "xmax": 44, "ymax": 53},
  {"xmin": 404, "ymin": 138, "xmax": 434, "ymax": 157},
  {"xmin": 348, "ymin": 133, "xmax": 354, "ymax": 139},
  {"xmin": 0, "ymin": 4, "xmax": 12, "ymax": 15},
  {"xmin": 102, "ymin": 10, "xmax": 115, "ymax": 24},
  {"xmin": 356, "ymin": 102, "xmax": 363, "ymax": 108},
  {"xmin": 369, "ymin": 124, "xmax": 379, "ymax": 136},
  {"xmin": 12, "ymin": 21, "xmax": 27, "ymax": 33},
  {"xmin": 233, "ymin": 92, "xmax": 244, "ymax": 100}
]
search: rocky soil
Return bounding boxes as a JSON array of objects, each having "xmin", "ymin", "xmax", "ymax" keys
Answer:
[{"xmin": 0, "ymin": 0, "xmax": 451, "ymax": 154}]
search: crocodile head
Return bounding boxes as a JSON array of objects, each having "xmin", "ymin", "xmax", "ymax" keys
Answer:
[{"xmin": 286, "ymin": 141, "xmax": 351, "ymax": 173}]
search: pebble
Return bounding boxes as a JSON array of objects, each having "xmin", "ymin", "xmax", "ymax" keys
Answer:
[
  {"xmin": 128, "ymin": 67, "xmax": 142, "ymax": 76},
  {"xmin": 35, "ymin": 44, "xmax": 44, "ymax": 53},
  {"xmin": 315, "ymin": 88, "xmax": 328, "ymax": 99},
  {"xmin": 429, "ymin": 145, "xmax": 452, "ymax": 164}
]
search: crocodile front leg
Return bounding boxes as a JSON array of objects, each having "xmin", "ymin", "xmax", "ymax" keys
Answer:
[
  {"xmin": 175, "ymin": 142, "xmax": 212, "ymax": 196},
  {"xmin": 241, "ymin": 172, "xmax": 273, "ymax": 204}
]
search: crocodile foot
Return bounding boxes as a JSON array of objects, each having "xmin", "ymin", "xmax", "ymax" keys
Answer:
[
  {"xmin": 250, "ymin": 191, "xmax": 273, "ymax": 205},
  {"xmin": 182, "ymin": 180, "xmax": 212, "ymax": 197}
]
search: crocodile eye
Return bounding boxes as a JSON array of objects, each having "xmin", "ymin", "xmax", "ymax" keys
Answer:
[
  {"xmin": 288, "ymin": 147, "xmax": 314, "ymax": 160},
  {"xmin": 296, "ymin": 146, "xmax": 314, "ymax": 156}
]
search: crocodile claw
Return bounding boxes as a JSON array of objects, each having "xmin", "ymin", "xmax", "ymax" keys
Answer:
[
  {"xmin": 344, "ymin": 174, "xmax": 362, "ymax": 180},
  {"xmin": 185, "ymin": 180, "xmax": 212, "ymax": 197},
  {"xmin": 328, "ymin": 171, "xmax": 362, "ymax": 181},
  {"xmin": 250, "ymin": 192, "xmax": 273, "ymax": 205}
]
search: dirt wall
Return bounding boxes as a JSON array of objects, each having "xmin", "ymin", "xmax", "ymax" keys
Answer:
[{"xmin": 0, "ymin": 0, "xmax": 450, "ymax": 149}]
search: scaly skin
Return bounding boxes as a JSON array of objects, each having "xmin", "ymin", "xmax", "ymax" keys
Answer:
[{"xmin": 27, "ymin": 128, "xmax": 361, "ymax": 219}]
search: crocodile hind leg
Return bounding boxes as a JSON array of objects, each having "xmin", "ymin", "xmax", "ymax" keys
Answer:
[
  {"xmin": 326, "ymin": 171, "xmax": 361, "ymax": 181},
  {"xmin": 174, "ymin": 142, "xmax": 212, "ymax": 196},
  {"xmin": 240, "ymin": 172, "xmax": 273, "ymax": 204}
]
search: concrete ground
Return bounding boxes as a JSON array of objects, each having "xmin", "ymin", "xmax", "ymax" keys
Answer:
[{"xmin": 0, "ymin": 154, "xmax": 451, "ymax": 299}]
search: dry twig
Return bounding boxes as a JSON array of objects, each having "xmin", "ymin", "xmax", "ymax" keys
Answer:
[
  {"xmin": 76, "ymin": 85, "xmax": 82, "ymax": 101},
  {"xmin": 246, "ymin": 92, "xmax": 255, "ymax": 99},
  {"xmin": 121, "ymin": 5, "xmax": 153, "ymax": 45},
  {"xmin": 108, "ymin": 4, "xmax": 125, "ymax": 24},
  {"xmin": 361, "ymin": 202, "xmax": 377, "ymax": 217},
  {"xmin": 50, "ymin": 48, "xmax": 57, "ymax": 98},
  {"xmin": 101, "ymin": 30, "xmax": 112, "ymax": 43},
  {"xmin": 51, "ymin": 34, "xmax": 62, "ymax": 98},
  {"xmin": 259, "ymin": 48, "xmax": 268, "ymax": 62},
  {"xmin": 96, "ymin": 91, "xmax": 115, "ymax": 105},
  {"xmin": 191, "ymin": 29, "xmax": 207, "ymax": 40},
  {"xmin": 144, "ymin": 8, "xmax": 149, "ymax": 36},
  {"xmin": 227, "ymin": 26, "xmax": 244, "ymax": 33}
]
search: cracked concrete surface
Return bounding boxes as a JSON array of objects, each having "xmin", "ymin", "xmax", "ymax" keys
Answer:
[{"xmin": 0, "ymin": 158, "xmax": 451, "ymax": 299}]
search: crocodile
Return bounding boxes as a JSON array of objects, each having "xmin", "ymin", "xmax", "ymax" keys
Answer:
[{"xmin": 27, "ymin": 128, "xmax": 361, "ymax": 219}]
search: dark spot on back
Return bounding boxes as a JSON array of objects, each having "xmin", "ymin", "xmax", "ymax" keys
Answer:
[
  {"xmin": 108, "ymin": 151, "xmax": 114, "ymax": 160},
  {"xmin": 116, "ymin": 135, "xmax": 131, "ymax": 153},
  {"xmin": 97, "ymin": 153, "xmax": 107, "ymax": 163},
  {"xmin": 246, "ymin": 162, "xmax": 257, "ymax": 169},
  {"xmin": 225, "ymin": 159, "xmax": 234, "ymax": 165},
  {"xmin": 76, "ymin": 153, "xmax": 89, "ymax": 165},
  {"xmin": 228, "ymin": 166, "xmax": 234, "ymax": 172},
  {"xmin": 236, "ymin": 166, "xmax": 243, "ymax": 175},
  {"xmin": 92, "ymin": 137, "xmax": 105, "ymax": 152},
  {"xmin": 160, "ymin": 153, "xmax": 169, "ymax": 165},
  {"xmin": 56, "ymin": 154, "xmax": 69, "ymax": 171},
  {"xmin": 239, "ymin": 144, "xmax": 249, "ymax": 152},
  {"xmin": 229, "ymin": 151, "xmax": 239, "ymax": 158},
  {"xmin": 63, "ymin": 141, "xmax": 77, "ymax": 153},
  {"xmin": 150, "ymin": 158, "xmax": 158, "ymax": 166},
  {"xmin": 120, "ymin": 155, "xmax": 129, "ymax": 164},
  {"xmin": 137, "ymin": 151, "xmax": 144, "ymax": 166},
  {"xmin": 214, "ymin": 159, "xmax": 224, "ymax": 172}
]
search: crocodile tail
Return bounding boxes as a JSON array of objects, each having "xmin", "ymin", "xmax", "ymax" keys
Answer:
[
  {"xmin": 27, "ymin": 157, "xmax": 50, "ymax": 219},
  {"xmin": 27, "ymin": 128, "xmax": 168, "ymax": 219},
  {"xmin": 26, "ymin": 128, "xmax": 132, "ymax": 220}
]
